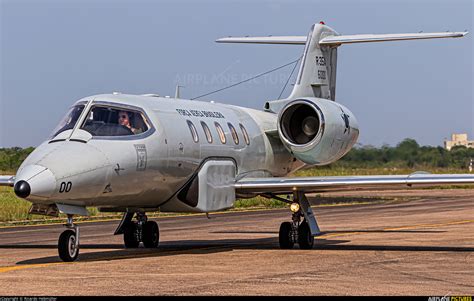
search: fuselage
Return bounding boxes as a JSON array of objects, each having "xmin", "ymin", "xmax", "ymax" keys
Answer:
[{"xmin": 15, "ymin": 93, "xmax": 303, "ymax": 212}]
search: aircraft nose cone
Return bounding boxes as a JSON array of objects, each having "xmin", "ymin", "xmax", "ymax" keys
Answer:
[
  {"xmin": 14, "ymin": 180, "xmax": 31, "ymax": 198},
  {"xmin": 14, "ymin": 165, "xmax": 56, "ymax": 200}
]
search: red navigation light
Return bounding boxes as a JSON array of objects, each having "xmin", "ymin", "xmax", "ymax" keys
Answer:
[{"xmin": 319, "ymin": 21, "xmax": 325, "ymax": 25}]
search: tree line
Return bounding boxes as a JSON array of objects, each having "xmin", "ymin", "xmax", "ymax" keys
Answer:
[
  {"xmin": 0, "ymin": 147, "xmax": 35, "ymax": 171},
  {"xmin": 337, "ymin": 138, "xmax": 474, "ymax": 169},
  {"xmin": 0, "ymin": 139, "xmax": 473, "ymax": 171}
]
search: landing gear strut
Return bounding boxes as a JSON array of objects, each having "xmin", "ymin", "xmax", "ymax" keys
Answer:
[
  {"xmin": 58, "ymin": 214, "xmax": 80, "ymax": 262},
  {"xmin": 278, "ymin": 191, "xmax": 320, "ymax": 249},
  {"xmin": 122, "ymin": 212, "xmax": 160, "ymax": 248}
]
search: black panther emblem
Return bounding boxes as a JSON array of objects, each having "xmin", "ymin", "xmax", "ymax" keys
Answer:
[{"xmin": 341, "ymin": 109, "xmax": 350, "ymax": 134}]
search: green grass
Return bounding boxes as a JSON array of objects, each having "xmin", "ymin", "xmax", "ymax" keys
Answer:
[
  {"xmin": 0, "ymin": 186, "xmax": 33, "ymax": 222},
  {"xmin": 234, "ymin": 196, "xmax": 287, "ymax": 209},
  {"xmin": 293, "ymin": 166, "xmax": 469, "ymax": 177}
]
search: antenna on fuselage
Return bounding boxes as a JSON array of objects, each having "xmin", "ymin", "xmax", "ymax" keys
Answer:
[{"xmin": 175, "ymin": 85, "xmax": 184, "ymax": 99}]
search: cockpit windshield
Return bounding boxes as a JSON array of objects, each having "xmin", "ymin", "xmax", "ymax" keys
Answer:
[
  {"xmin": 80, "ymin": 106, "xmax": 149, "ymax": 137},
  {"xmin": 50, "ymin": 104, "xmax": 85, "ymax": 138}
]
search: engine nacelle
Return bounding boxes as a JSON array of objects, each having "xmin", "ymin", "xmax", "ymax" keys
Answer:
[{"xmin": 278, "ymin": 98, "xmax": 359, "ymax": 165}]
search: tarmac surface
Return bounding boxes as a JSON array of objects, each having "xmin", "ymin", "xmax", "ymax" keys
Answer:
[{"xmin": 0, "ymin": 189, "xmax": 473, "ymax": 296}]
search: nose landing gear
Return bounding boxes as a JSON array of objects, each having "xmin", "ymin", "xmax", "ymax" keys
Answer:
[
  {"xmin": 278, "ymin": 191, "xmax": 320, "ymax": 250},
  {"xmin": 58, "ymin": 214, "xmax": 80, "ymax": 262}
]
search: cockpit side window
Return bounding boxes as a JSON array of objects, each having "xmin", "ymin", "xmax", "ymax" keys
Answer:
[
  {"xmin": 80, "ymin": 106, "xmax": 149, "ymax": 137},
  {"xmin": 50, "ymin": 104, "xmax": 85, "ymax": 138}
]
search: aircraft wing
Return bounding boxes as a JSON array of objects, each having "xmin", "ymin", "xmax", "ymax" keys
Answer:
[
  {"xmin": 234, "ymin": 173, "xmax": 474, "ymax": 195},
  {"xmin": 0, "ymin": 176, "xmax": 15, "ymax": 187}
]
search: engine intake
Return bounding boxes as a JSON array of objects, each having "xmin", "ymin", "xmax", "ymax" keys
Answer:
[
  {"xmin": 279, "ymin": 101, "xmax": 324, "ymax": 146},
  {"xmin": 278, "ymin": 98, "xmax": 359, "ymax": 166}
]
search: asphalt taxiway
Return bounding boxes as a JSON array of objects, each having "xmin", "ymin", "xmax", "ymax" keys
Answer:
[{"xmin": 0, "ymin": 189, "xmax": 473, "ymax": 295}]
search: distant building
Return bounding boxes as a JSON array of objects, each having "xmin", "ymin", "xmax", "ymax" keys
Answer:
[{"xmin": 444, "ymin": 133, "xmax": 474, "ymax": 151}]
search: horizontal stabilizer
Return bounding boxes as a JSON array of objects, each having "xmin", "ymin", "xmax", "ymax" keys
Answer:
[
  {"xmin": 216, "ymin": 36, "xmax": 306, "ymax": 45},
  {"xmin": 216, "ymin": 31, "xmax": 468, "ymax": 46},
  {"xmin": 320, "ymin": 31, "xmax": 468, "ymax": 45}
]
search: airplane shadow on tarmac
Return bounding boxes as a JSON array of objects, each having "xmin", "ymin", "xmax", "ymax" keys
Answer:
[
  {"xmin": 3, "ymin": 233, "xmax": 473, "ymax": 266},
  {"xmin": 212, "ymin": 229, "xmax": 446, "ymax": 234}
]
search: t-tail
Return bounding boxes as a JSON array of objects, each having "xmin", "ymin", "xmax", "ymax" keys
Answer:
[{"xmin": 216, "ymin": 22, "xmax": 467, "ymax": 112}]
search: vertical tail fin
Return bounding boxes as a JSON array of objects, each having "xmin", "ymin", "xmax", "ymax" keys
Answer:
[{"xmin": 289, "ymin": 23, "xmax": 338, "ymax": 101}]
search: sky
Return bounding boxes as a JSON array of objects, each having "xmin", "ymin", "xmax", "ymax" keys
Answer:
[{"xmin": 0, "ymin": 0, "xmax": 472, "ymax": 148}]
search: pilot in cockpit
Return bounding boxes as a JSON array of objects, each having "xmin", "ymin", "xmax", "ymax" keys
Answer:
[{"xmin": 118, "ymin": 110, "xmax": 143, "ymax": 134}]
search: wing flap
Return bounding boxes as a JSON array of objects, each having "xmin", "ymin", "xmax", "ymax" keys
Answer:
[{"xmin": 235, "ymin": 174, "xmax": 474, "ymax": 194}]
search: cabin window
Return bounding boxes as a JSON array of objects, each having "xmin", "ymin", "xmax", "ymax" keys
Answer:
[
  {"xmin": 201, "ymin": 121, "xmax": 213, "ymax": 143},
  {"xmin": 80, "ymin": 106, "xmax": 149, "ymax": 137},
  {"xmin": 187, "ymin": 120, "xmax": 199, "ymax": 143},
  {"xmin": 239, "ymin": 123, "xmax": 250, "ymax": 145},
  {"xmin": 214, "ymin": 122, "xmax": 226, "ymax": 144},
  {"xmin": 228, "ymin": 123, "xmax": 239, "ymax": 145},
  {"xmin": 50, "ymin": 104, "xmax": 85, "ymax": 138}
]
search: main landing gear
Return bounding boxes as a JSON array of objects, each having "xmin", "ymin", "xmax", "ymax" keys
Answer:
[
  {"xmin": 277, "ymin": 191, "xmax": 321, "ymax": 250},
  {"xmin": 58, "ymin": 214, "xmax": 80, "ymax": 262},
  {"xmin": 120, "ymin": 212, "xmax": 160, "ymax": 249}
]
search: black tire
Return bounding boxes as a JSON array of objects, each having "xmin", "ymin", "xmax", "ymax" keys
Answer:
[
  {"xmin": 58, "ymin": 229, "xmax": 79, "ymax": 262},
  {"xmin": 279, "ymin": 222, "xmax": 294, "ymax": 249},
  {"xmin": 123, "ymin": 223, "xmax": 140, "ymax": 248},
  {"xmin": 298, "ymin": 221, "xmax": 314, "ymax": 249},
  {"xmin": 142, "ymin": 221, "xmax": 159, "ymax": 248}
]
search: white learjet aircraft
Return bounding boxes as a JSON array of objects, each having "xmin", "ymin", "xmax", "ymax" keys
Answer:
[{"xmin": 1, "ymin": 22, "xmax": 472, "ymax": 261}]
